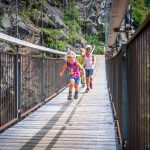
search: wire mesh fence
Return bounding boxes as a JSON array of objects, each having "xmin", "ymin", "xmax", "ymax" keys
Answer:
[
  {"xmin": 106, "ymin": 16, "xmax": 150, "ymax": 150},
  {"xmin": 0, "ymin": 52, "xmax": 16, "ymax": 127},
  {"xmin": 0, "ymin": 51, "xmax": 68, "ymax": 131},
  {"xmin": 127, "ymin": 18, "xmax": 150, "ymax": 150}
]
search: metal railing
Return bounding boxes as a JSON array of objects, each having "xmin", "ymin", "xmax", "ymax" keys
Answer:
[
  {"xmin": 0, "ymin": 52, "xmax": 16, "ymax": 128},
  {"xmin": 106, "ymin": 45, "xmax": 127, "ymax": 148},
  {"xmin": 0, "ymin": 52, "xmax": 68, "ymax": 131},
  {"xmin": 106, "ymin": 15, "xmax": 150, "ymax": 150},
  {"xmin": 126, "ymin": 15, "xmax": 150, "ymax": 150},
  {"xmin": 0, "ymin": 33, "xmax": 67, "ymax": 131}
]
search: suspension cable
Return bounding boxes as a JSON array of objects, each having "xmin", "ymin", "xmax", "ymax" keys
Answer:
[
  {"xmin": 15, "ymin": 0, "xmax": 19, "ymax": 38},
  {"xmin": 15, "ymin": 0, "xmax": 21, "ymax": 120},
  {"xmin": 41, "ymin": 2, "xmax": 44, "ymax": 47}
]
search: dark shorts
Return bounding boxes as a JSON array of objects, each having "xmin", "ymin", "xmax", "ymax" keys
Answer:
[
  {"xmin": 85, "ymin": 69, "xmax": 94, "ymax": 77},
  {"xmin": 69, "ymin": 76, "xmax": 80, "ymax": 84}
]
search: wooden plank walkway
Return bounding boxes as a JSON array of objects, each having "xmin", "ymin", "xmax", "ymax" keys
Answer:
[{"xmin": 0, "ymin": 56, "xmax": 119, "ymax": 150}]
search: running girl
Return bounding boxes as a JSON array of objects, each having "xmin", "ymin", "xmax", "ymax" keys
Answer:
[
  {"xmin": 84, "ymin": 45, "xmax": 94, "ymax": 93},
  {"xmin": 60, "ymin": 51, "xmax": 85, "ymax": 100}
]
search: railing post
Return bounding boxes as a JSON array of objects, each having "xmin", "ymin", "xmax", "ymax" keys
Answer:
[
  {"xmin": 41, "ymin": 58, "xmax": 45, "ymax": 103},
  {"xmin": 15, "ymin": 46, "xmax": 21, "ymax": 120},
  {"xmin": 122, "ymin": 53, "xmax": 128, "ymax": 148},
  {"xmin": 56, "ymin": 60, "xmax": 59, "ymax": 92},
  {"xmin": 119, "ymin": 44, "xmax": 128, "ymax": 149}
]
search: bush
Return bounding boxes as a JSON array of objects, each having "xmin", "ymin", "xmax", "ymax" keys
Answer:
[
  {"xmin": 94, "ymin": 46, "xmax": 104, "ymax": 55},
  {"xmin": 131, "ymin": 0, "xmax": 149, "ymax": 28},
  {"xmin": 47, "ymin": 39, "xmax": 66, "ymax": 51},
  {"xmin": 43, "ymin": 28, "xmax": 66, "ymax": 51},
  {"xmin": 64, "ymin": 6, "xmax": 81, "ymax": 33},
  {"xmin": 65, "ymin": 20, "xmax": 81, "ymax": 33},
  {"xmin": 85, "ymin": 34, "xmax": 104, "ymax": 54},
  {"xmin": 64, "ymin": 7, "xmax": 80, "ymax": 23}
]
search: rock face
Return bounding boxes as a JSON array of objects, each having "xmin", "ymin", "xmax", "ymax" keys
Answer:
[
  {"xmin": 0, "ymin": 0, "xmax": 105, "ymax": 52},
  {"xmin": 43, "ymin": 3, "xmax": 65, "ymax": 28},
  {"xmin": 1, "ymin": 14, "xmax": 11, "ymax": 29},
  {"xmin": 8, "ymin": 14, "xmax": 32, "ymax": 39},
  {"xmin": 77, "ymin": 0, "xmax": 105, "ymax": 33}
]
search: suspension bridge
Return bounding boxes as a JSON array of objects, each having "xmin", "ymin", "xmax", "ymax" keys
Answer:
[{"xmin": 0, "ymin": 0, "xmax": 150, "ymax": 150}]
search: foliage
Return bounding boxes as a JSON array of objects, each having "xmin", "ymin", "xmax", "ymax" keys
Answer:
[
  {"xmin": 0, "ymin": 15, "xmax": 3, "ymax": 25},
  {"xmin": 20, "ymin": 11, "xmax": 32, "ymax": 20},
  {"xmin": 63, "ymin": 5, "xmax": 85, "ymax": 47},
  {"xmin": 7, "ymin": 48, "xmax": 16, "ymax": 53},
  {"xmin": 144, "ymin": 0, "xmax": 150, "ymax": 7},
  {"xmin": 131, "ymin": 0, "xmax": 150, "ymax": 28},
  {"xmin": 64, "ymin": 7, "xmax": 81, "ymax": 33},
  {"xmin": 43, "ymin": 28, "xmax": 66, "ymax": 51},
  {"xmin": 94, "ymin": 46, "xmax": 104, "ymax": 55},
  {"xmin": 65, "ymin": 20, "xmax": 81, "ymax": 33},
  {"xmin": 81, "ymin": 21, "xmax": 92, "ymax": 35},
  {"xmin": 43, "ymin": 28, "xmax": 63, "ymax": 38},
  {"xmin": 1, "ymin": 0, "xmax": 105, "ymax": 53},
  {"xmin": 85, "ymin": 34, "xmax": 104, "ymax": 54},
  {"xmin": 68, "ymin": 33, "xmax": 78, "ymax": 44},
  {"xmin": 47, "ymin": 39, "xmax": 66, "ymax": 51},
  {"xmin": 64, "ymin": 7, "xmax": 80, "ymax": 24},
  {"xmin": 68, "ymin": 32, "xmax": 82, "ymax": 45}
]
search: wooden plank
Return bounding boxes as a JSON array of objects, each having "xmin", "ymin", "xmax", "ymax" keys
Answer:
[{"xmin": 0, "ymin": 56, "xmax": 119, "ymax": 150}]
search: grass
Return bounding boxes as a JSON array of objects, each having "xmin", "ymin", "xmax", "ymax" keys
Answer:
[{"xmin": 43, "ymin": 28, "xmax": 66, "ymax": 51}]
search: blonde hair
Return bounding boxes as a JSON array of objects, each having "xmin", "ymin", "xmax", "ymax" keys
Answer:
[
  {"xmin": 80, "ymin": 48, "xmax": 85, "ymax": 52},
  {"xmin": 66, "ymin": 51, "xmax": 76, "ymax": 59}
]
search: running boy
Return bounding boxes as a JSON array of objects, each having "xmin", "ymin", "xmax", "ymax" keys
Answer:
[
  {"xmin": 84, "ymin": 45, "xmax": 94, "ymax": 93},
  {"xmin": 60, "ymin": 51, "xmax": 85, "ymax": 100},
  {"xmin": 77, "ymin": 48, "xmax": 86, "ymax": 88}
]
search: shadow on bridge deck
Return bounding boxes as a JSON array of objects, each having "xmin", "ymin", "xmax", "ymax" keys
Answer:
[{"xmin": 0, "ymin": 56, "xmax": 119, "ymax": 150}]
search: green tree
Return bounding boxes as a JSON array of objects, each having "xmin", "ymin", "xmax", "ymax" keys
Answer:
[
  {"xmin": 131, "ymin": 0, "xmax": 149, "ymax": 28},
  {"xmin": 144, "ymin": 0, "xmax": 150, "ymax": 7}
]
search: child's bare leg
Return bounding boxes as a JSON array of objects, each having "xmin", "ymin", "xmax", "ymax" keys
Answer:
[
  {"xmin": 80, "ymin": 72, "xmax": 85, "ymax": 87},
  {"xmin": 86, "ymin": 77, "xmax": 90, "ymax": 90},
  {"xmin": 89, "ymin": 76, "xmax": 93, "ymax": 89},
  {"xmin": 69, "ymin": 79, "xmax": 74, "ymax": 92},
  {"xmin": 74, "ymin": 83, "xmax": 79, "ymax": 99},
  {"xmin": 74, "ymin": 83, "xmax": 79, "ymax": 91},
  {"xmin": 90, "ymin": 76, "xmax": 93, "ymax": 83},
  {"xmin": 68, "ymin": 79, "xmax": 74, "ymax": 100}
]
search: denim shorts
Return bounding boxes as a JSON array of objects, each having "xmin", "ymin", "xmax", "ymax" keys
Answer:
[
  {"xmin": 69, "ymin": 76, "xmax": 80, "ymax": 84},
  {"xmin": 85, "ymin": 69, "xmax": 94, "ymax": 77}
]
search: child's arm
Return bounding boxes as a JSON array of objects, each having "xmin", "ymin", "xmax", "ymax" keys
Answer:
[
  {"xmin": 76, "ymin": 62, "xmax": 85, "ymax": 77},
  {"xmin": 77, "ymin": 55, "xmax": 84, "ymax": 65},
  {"xmin": 60, "ymin": 64, "xmax": 67, "ymax": 77},
  {"xmin": 92, "ymin": 55, "xmax": 94, "ymax": 64},
  {"xmin": 80, "ymin": 56, "xmax": 85, "ymax": 64}
]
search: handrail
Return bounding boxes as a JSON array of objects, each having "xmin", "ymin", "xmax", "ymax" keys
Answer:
[
  {"xmin": 107, "ymin": 13, "xmax": 150, "ymax": 60},
  {"xmin": 0, "ymin": 33, "xmax": 66, "ymax": 55},
  {"xmin": 105, "ymin": 44, "xmax": 126, "ymax": 61},
  {"xmin": 105, "ymin": 46, "xmax": 122, "ymax": 61}
]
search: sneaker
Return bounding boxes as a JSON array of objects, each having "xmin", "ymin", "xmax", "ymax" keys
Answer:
[
  {"xmin": 74, "ymin": 91, "xmax": 79, "ymax": 99},
  {"xmin": 81, "ymin": 78, "xmax": 85, "ymax": 85},
  {"xmin": 82, "ymin": 84, "xmax": 85, "ymax": 88},
  {"xmin": 81, "ymin": 78, "xmax": 84, "ymax": 84},
  {"xmin": 85, "ymin": 88, "xmax": 89, "ymax": 93},
  {"xmin": 90, "ymin": 83, "xmax": 93, "ymax": 89},
  {"xmin": 67, "ymin": 92, "xmax": 73, "ymax": 100}
]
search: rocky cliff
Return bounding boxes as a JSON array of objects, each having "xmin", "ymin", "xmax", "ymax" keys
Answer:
[{"xmin": 0, "ymin": 0, "xmax": 105, "ymax": 55}]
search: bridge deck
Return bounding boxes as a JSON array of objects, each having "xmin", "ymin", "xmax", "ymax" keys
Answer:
[{"xmin": 0, "ymin": 56, "xmax": 119, "ymax": 150}]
